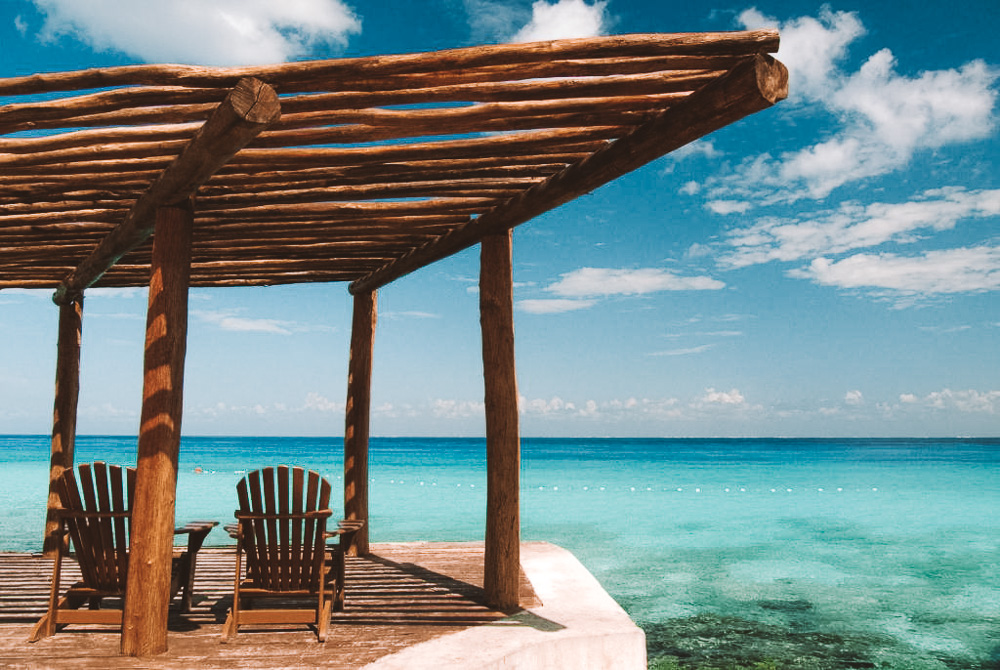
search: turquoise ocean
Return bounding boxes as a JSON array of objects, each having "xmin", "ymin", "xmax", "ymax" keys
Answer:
[{"xmin": 1, "ymin": 435, "xmax": 997, "ymax": 669}]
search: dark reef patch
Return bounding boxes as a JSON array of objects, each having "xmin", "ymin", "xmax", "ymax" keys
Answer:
[{"xmin": 643, "ymin": 613, "xmax": 996, "ymax": 669}]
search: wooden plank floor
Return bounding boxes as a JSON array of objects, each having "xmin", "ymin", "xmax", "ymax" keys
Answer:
[{"xmin": 0, "ymin": 543, "xmax": 539, "ymax": 669}]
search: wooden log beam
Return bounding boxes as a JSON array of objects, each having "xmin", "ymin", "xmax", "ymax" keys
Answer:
[
  {"xmin": 350, "ymin": 54, "xmax": 787, "ymax": 294},
  {"xmin": 52, "ymin": 77, "xmax": 280, "ymax": 306},
  {"xmin": 480, "ymin": 231, "xmax": 521, "ymax": 610},
  {"xmin": 120, "ymin": 202, "xmax": 193, "ymax": 657},
  {"xmin": 0, "ymin": 32, "xmax": 778, "ymax": 96},
  {"xmin": 42, "ymin": 295, "xmax": 83, "ymax": 557},
  {"xmin": 0, "ymin": 65, "xmax": 716, "ymax": 136},
  {"xmin": 344, "ymin": 290, "xmax": 376, "ymax": 557}
]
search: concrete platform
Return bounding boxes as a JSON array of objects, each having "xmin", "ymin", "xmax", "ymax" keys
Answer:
[{"xmin": 366, "ymin": 542, "xmax": 646, "ymax": 669}]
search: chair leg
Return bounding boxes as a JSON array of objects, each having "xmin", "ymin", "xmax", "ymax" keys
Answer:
[
  {"xmin": 29, "ymin": 544, "xmax": 64, "ymax": 642},
  {"xmin": 221, "ymin": 610, "xmax": 238, "ymax": 643},
  {"xmin": 318, "ymin": 599, "xmax": 333, "ymax": 642},
  {"xmin": 28, "ymin": 613, "xmax": 53, "ymax": 643},
  {"xmin": 331, "ymin": 545, "xmax": 346, "ymax": 612}
]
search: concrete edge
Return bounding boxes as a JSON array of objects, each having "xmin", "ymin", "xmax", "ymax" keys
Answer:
[{"xmin": 361, "ymin": 542, "xmax": 646, "ymax": 670}]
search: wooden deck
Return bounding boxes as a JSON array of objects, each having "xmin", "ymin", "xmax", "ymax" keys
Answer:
[{"xmin": 0, "ymin": 543, "xmax": 540, "ymax": 669}]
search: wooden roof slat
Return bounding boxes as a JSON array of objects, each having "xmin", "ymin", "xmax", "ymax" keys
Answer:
[
  {"xmin": 0, "ymin": 69, "xmax": 714, "ymax": 136},
  {"xmin": 351, "ymin": 53, "xmax": 788, "ymax": 294},
  {"xmin": 0, "ymin": 31, "xmax": 785, "ymax": 294},
  {"xmin": 0, "ymin": 32, "xmax": 778, "ymax": 96},
  {"xmin": 52, "ymin": 77, "xmax": 281, "ymax": 304}
]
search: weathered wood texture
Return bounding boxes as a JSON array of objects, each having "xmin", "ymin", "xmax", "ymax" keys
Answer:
[
  {"xmin": 344, "ymin": 291, "xmax": 376, "ymax": 557},
  {"xmin": 0, "ymin": 31, "xmax": 784, "ymax": 292},
  {"xmin": 120, "ymin": 204, "xmax": 193, "ymax": 657},
  {"xmin": 0, "ymin": 543, "xmax": 539, "ymax": 669},
  {"xmin": 351, "ymin": 53, "xmax": 787, "ymax": 293},
  {"xmin": 480, "ymin": 232, "xmax": 521, "ymax": 611},
  {"xmin": 43, "ymin": 296, "xmax": 83, "ymax": 556},
  {"xmin": 51, "ymin": 78, "xmax": 280, "ymax": 305}
]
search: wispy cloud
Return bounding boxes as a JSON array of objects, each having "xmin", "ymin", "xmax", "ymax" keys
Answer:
[
  {"xmin": 29, "ymin": 0, "xmax": 361, "ymax": 65},
  {"xmin": 193, "ymin": 309, "xmax": 334, "ymax": 335},
  {"xmin": 432, "ymin": 399, "xmax": 485, "ymax": 419},
  {"xmin": 719, "ymin": 188, "xmax": 1000, "ymax": 269},
  {"xmin": 700, "ymin": 8, "xmax": 998, "ymax": 206},
  {"xmin": 381, "ymin": 310, "xmax": 441, "ymax": 320},
  {"xmin": 547, "ymin": 267, "xmax": 724, "ymax": 297},
  {"xmin": 789, "ymin": 245, "xmax": 1000, "ymax": 301},
  {"xmin": 518, "ymin": 267, "xmax": 724, "ymax": 314},
  {"xmin": 517, "ymin": 298, "xmax": 597, "ymax": 314},
  {"xmin": 899, "ymin": 389, "xmax": 1000, "ymax": 414},
  {"xmin": 649, "ymin": 344, "xmax": 714, "ymax": 357}
]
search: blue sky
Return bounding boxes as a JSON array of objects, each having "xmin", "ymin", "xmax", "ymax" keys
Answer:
[{"xmin": 0, "ymin": 0, "xmax": 997, "ymax": 438}]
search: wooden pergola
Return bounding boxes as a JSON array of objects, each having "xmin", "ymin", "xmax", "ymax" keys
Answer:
[{"xmin": 0, "ymin": 32, "xmax": 786, "ymax": 657}]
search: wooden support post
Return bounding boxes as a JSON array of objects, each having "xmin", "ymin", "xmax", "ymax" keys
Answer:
[
  {"xmin": 480, "ymin": 231, "xmax": 521, "ymax": 611},
  {"xmin": 120, "ymin": 202, "xmax": 192, "ymax": 657},
  {"xmin": 43, "ymin": 294, "xmax": 83, "ymax": 556},
  {"xmin": 344, "ymin": 290, "xmax": 376, "ymax": 556}
]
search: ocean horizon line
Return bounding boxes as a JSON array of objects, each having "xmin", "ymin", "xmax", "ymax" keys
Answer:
[{"xmin": 2, "ymin": 433, "xmax": 998, "ymax": 442}]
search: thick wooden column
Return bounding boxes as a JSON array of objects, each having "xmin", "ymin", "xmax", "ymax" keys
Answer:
[
  {"xmin": 480, "ymin": 231, "xmax": 521, "ymax": 611},
  {"xmin": 344, "ymin": 290, "xmax": 376, "ymax": 556},
  {"xmin": 42, "ymin": 294, "xmax": 83, "ymax": 556},
  {"xmin": 120, "ymin": 201, "xmax": 192, "ymax": 657}
]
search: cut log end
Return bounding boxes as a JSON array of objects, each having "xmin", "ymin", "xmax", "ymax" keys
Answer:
[
  {"xmin": 230, "ymin": 77, "xmax": 281, "ymax": 126},
  {"xmin": 755, "ymin": 54, "xmax": 789, "ymax": 105}
]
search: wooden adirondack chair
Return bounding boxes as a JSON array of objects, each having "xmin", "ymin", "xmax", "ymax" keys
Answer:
[
  {"xmin": 222, "ymin": 466, "xmax": 346, "ymax": 642},
  {"xmin": 28, "ymin": 461, "xmax": 216, "ymax": 642}
]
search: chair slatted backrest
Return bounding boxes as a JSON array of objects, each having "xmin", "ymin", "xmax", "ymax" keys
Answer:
[
  {"xmin": 56, "ymin": 462, "xmax": 134, "ymax": 593},
  {"xmin": 236, "ymin": 466, "xmax": 332, "ymax": 592}
]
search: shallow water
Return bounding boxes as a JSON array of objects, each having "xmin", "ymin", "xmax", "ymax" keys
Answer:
[{"xmin": 2, "ymin": 436, "xmax": 998, "ymax": 668}]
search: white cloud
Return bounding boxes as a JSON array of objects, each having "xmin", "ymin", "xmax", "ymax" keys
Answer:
[
  {"xmin": 513, "ymin": 0, "xmax": 608, "ymax": 42},
  {"xmin": 86, "ymin": 287, "xmax": 146, "ymax": 299},
  {"xmin": 680, "ymin": 181, "xmax": 701, "ymax": 196},
  {"xmin": 739, "ymin": 6, "xmax": 864, "ymax": 103},
  {"xmin": 898, "ymin": 389, "xmax": 1000, "ymax": 414},
  {"xmin": 14, "ymin": 15, "xmax": 28, "ymax": 35},
  {"xmin": 697, "ymin": 388, "xmax": 746, "ymax": 406},
  {"xmin": 195, "ymin": 310, "xmax": 293, "ymax": 334},
  {"xmin": 546, "ymin": 267, "xmax": 725, "ymax": 297},
  {"xmin": 845, "ymin": 389, "xmax": 864, "ymax": 405},
  {"xmin": 432, "ymin": 399, "xmax": 485, "ymax": 419},
  {"xmin": 303, "ymin": 392, "xmax": 341, "ymax": 413},
  {"xmin": 517, "ymin": 298, "xmax": 596, "ymax": 314},
  {"xmin": 720, "ymin": 188, "xmax": 1000, "ymax": 268},
  {"xmin": 31, "ymin": 0, "xmax": 361, "ymax": 65},
  {"xmin": 790, "ymin": 245, "xmax": 1000, "ymax": 298},
  {"xmin": 707, "ymin": 200, "xmax": 752, "ymax": 215},
  {"xmin": 520, "ymin": 395, "xmax": 577, "ymax": 415},
  {"xmin": 193, "ymin": 309, "xmax": 335, "ymax": 334},
  {"xmin": 702, "ymin": 8, "xmax": 998, "ymax": 204}
]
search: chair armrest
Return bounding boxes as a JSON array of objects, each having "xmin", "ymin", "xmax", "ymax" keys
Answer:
[
  {"xmin": 173, "ymin": 520, "xmax": 218, "ymax": 553},
  {"xmin": 324, "ymin": 519, "xmax": 366, "ymax": 541}
]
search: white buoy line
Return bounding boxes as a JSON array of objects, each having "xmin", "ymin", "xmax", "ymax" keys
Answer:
[
  {"xmin": 187, "ymin": 471, "xmax": 881, "ymax": 495},
  {"xmin": 359, "ymin": 478, "xmax": 882, "ymax": 494}
]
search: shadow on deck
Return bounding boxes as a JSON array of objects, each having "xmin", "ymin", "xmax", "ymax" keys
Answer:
[
  {"xmin": 0, "ymin": 542, "xmax": 540, "ymax": 668},
  {"xmin": 0, "ymin": 542, "xmax": 643, "ymax": 669}
]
